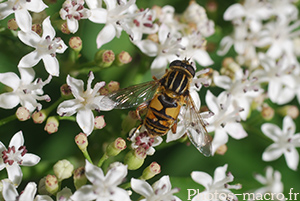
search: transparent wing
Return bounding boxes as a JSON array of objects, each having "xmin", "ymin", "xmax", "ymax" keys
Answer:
[
  {"xmin": 183, "ymin": 95, "xmax": 212, "ymax": 157},
  {"xmin": 100, "ymin": 80, "xmax": 160, "ymax": 109}
]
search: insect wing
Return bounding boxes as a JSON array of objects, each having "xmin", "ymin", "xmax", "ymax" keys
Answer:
[
  {"xmin": 100, "ymin": 80, "xmax": 160, "ymax": 109},
  {"xmin": 183, "ymin": 95, "xmax": 212, "ymax": 157}
]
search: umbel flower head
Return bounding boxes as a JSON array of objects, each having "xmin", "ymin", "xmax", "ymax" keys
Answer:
[{"xmin": 57, "ymin": 72, "xmax": 111, "ymax": 135}]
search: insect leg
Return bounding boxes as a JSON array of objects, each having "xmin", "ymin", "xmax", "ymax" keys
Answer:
[
  {"xmin": 171, "ymin": 120, "xmax": 178, "ymax": 134},
  {"xmin": 128, "ymin": 123, "xmax": 142, "ymax": 140},
  {"xmin": 135, "ymin": 101, "xmax": 149, "ymax": 122}
]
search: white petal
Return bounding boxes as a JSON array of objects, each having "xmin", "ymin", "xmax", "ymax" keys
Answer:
[
  {"xmin": 57, "ymin": 99, "xmax": 82, "ymax": 116},
  {"xmin": 67, "ymin": 75, "xmax": 84, "ymax": 98},
  {"xmin": 19, "ymin": 68, "xmax": 35, "ymax": 84},
  {"xmin": 105, "ymin": 164, "xmax": 127, "ymax": 186},
  {"xmin": 213, "ymin": 75, "xmax": 232, "ymax": 90},
  {"xmin": 85, "ymin": 160, "xmax": 104, "ymax": 182},
  {"xmin": 0, "ymin": 2, "xmax": 14, "ymax": 20},
  {"xmin": 2, "ymin": 181, "xmax": 18, "ymax": 200},
  {"xmin": 56, "ymin": 187, "xmax": 72, "ymax": 200},
  {"xmin": 35, "ymin": 195, "xmax": 53, "ymax": 201},
  {"xmin": 225, "ymin": 123, "xmax": 248, "ymax": 139},
  {"xmin": 42, "ymin": 55, "xmax": 59, "ymax": 76},
  {"xmin": 262, "ymin": 144, "xmax": 284, "ymax": 161},
  {"xmin": 18, "ymin": 50, "xmax": 41, "ymax": 68},
  {"xmin": 76, "ymin": 108, "xmax": 94, "ymax": 135},
  {"xmin": 217, "ymin": 36, "xmax": 233, "ymax": 56},
  {"xmin": 18, "ymin": 30, "xmax": 41, "ymax": 48},
  {"xmin": 152, "ymin": 175, "xmax": 172, "ymax": 194},
  {"xmin": 268, "ymin": 80, "xmax": 282, "ymax": 103},
  {"xmin": 70, "ymin": 185, "xmax": 96, "ymax": 201},
  {"xmin": 42, "ymin": 17, "xmax": 55, "ymax": 40},
  {"xmin": 67, "ymin": 18, "xmax": 79, "ymax": 34},
  {"xmin": 21, "ymin": 153, "xmax": 40, "ymax": 166},
  {"xmin": 205, "ymin": 90, "xmax": 219, "ymax": 114},
  {"xmin": 193, "ymin": 49, "xmax": 213, "ymax": 66},
  {"xmin": 0, "ymin": 72, "xmax": 20, "ymax": 90},
  {"xmin": 211, "ymin": 129, "xmax": 228, "ymax": 154},
  {"xmin": 284, "ymin": 148, "xmax": 299, "ymax": 171},
  {"xmin": 110, "ymin": 187, "xmax": 131, "ymax": 201},
  {"xmin": 191, "ymin": 171, "xmax": 212, "ymax": 189},
  {"xmin": 86, "ymin": 0, "xmax": 102, "ymax": 9},
  {"xmin": 283, "ymin": 116, "xmax": 295, "ymax": 136},
  {"xmin": 9, "ymin": 131, "xmax": 24, "ymax": 148},
  {"xmin": 150, "ymin": 56, "xmax": 168, "ymax": 79},
  {"xmin": 0, "ymin": 93, "xmax": 20, "ymax": 109},
  {"xmin": 266, "ymin": 44, "xmax": 282, "ymax": 59},
  {"xmin": 158, "ymin": 23, "xmax": 170, "ymax": 44},
  {"xmin": 7, "ymin": 163, "xmax": 23, "ymax": 186},
  {"xmin": 261, "ymin": 123, "xmax": 281, "ymax": 142},
  {"xmin": 96, "ymin": 23, "xmax": 116, "ymax": 49},
  {"xmin": 223, "ymin": 4, "xmax": 245, "ymax": 20},
  {"xmin": 276, "ymin": 86, "xmax": 295, "ymax": 105},
  {"xmin": 89, "ymin": 8, "xmax": 107, "ymax": 23},
  {"xmin": 15, "ymin": 9, "xmax": 32, "ymax": 32},
  {"xmin": 26, "ymin": 0, "xmax": 48, "ymax": 12},
  {"xmin": 19, "ymin": 182, "xmax": 37, "ymax": 201},
  {"xmin": 213, "ymin": 164, "xmax": 228, "ymax": 183},
  {"xmin": 135, "ymin": 39, "xmax": 158, "ymax": 57}
]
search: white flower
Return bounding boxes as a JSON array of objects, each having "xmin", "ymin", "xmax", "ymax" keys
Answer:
[
  {"xmin": 17, "ymin": 16, "xmax": 68, "ymax": 77},
  {"xmin": 191, "ymin": 164, "xmax": 241, "ymax": 201},
  {"xmin": 35, "ymin": 187, "xmax": 73, "ymax": 201},
  {"xmin": 131, "ymin": 175, "xmax": 181, "ymax": 201},
  {"xmin": 0, "ymin": 68, "xmax": 51, "ymax": 112},
  {"xmin": 57, "ymin": 72, "xmax": 110, "ymax": 135},
  {"xmin": 250, "ymin": 166, "xmax": 284, "ymax": 201},
  {"xmin": 270, "ymin": 0, "xmax": 299, "ymax": 24},
  {"xmin": 213, "ymin": 68, "xmax": 262, "ymax": 120},
  {"xmin": 71, "ymin": 160, "xmax": 130, "ymax": 201},
  {"xmin": 2, "ymin": 180, "xmax": 37, "ymax": 201},
  {"xmin": 129, "ymin": 126, "xmax": 163, "ymax": 155},
  {"xmin": 59, "ymin": 0, "xmax": 91, "ymax": 33},
  {"xmin": 205, "ymin": 90, "xmax": 248, "ymax": 154},
  {"xmin": 135, "ymin": 23, "xmax": 183, "ymax": 78},
  {"xmin": 0, "ymin": 0, "xmax": 47, "ymax": 32},
  {"xmin": 86, "ymin": 0, "xmax": 139, "ymax": 48},
  {"xmin": 0, "ymin": 131, "xmax": 40, "ymax": 186},
  {"xmin": 252, "ymin": 54, "xmax": 297, "ymax": 105},
  {"xmin": 261, "ymin": 116, "xmax": 300, "ymax": 171}
]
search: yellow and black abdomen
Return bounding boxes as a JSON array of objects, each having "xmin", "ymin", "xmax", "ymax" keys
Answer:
[{"xmin": 144, "ymin": 93, "xmax": 181, "ymax": 137}]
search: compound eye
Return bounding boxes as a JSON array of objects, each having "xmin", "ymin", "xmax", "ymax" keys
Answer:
[
  {"xmin": 169, "ymin": 60, "xmax": 182, "ymax": 67},
  {"xmin": 186, "ymin": 65, "xmax": 195, "ymax": 77}
]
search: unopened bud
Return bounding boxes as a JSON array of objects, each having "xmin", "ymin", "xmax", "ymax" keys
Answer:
[
  {"xmin": 108, "ymin": 81, "xmax": 120, "ymax": 92},
  {"xmin": 61, "ymin": 22, "xmax": 70, "ymax": 34},
  {"xmin": 261, "ymin": 104, "xmax": 274, "ymax": 120},
  {"xmin": 60, "ymin": 83, "xmax": 72, "ymax": 97},
  {"xmin": 16, "ymin": 107, "xmax": 30, "ymax": 121},
  {"xmin": 140, "ymin": 162, "xmax": 161, "ymax": 180},
  {"xmin": 75, "ymin": 133, "xmax": 88, "ymax": 151},
  {"xmin": 215, "ymin": 144, "xmax": 227, "ymax": 155},
  {"xmin": 73, "ymin": 167, "xmax": 87, "ymax": 189},
  {"xmin": 277, "ymin": 105, "xmax": 299, "ymax": 119},
  {"xmin": 106, "ymin": 137, "xmax": 127, "ymax": 157},
  {"xmin": 94, "ymin": 115, "xmax": 106, "ymax": 129},
  {"xmin": 32, "ymin": 110, "xmax": 47, "ymax": 124},
  {"xmin": 115, "ymin": 51, "xmax": 132, "ymax": 66},
  {"xmin": 69, "ymin": 36, "xmax": 82, "ymax": 51},
  {"xmin": 121, "ymin": 111, "xmax": 139, "ymax": 135},
  {"xmin": 220, "ymin": 57, "xmax": 241, "ymax": 79},
  {"xmin": 7, "ymin": 18, "xmax": 18, "ymax": 31},
  {"xmin": 124, "ymin": 147, "xmax": 146, "ymax": 170},
  {"xmin": 94, "ymin": 50, "xmax": 115, "ymax": 68},
  {"xmin": 53, "ymin": 159, "xmax": 74, "ymax": 181},
  {"xmin": 99, "ymin": 85, "xmax": 109, "ymax": 95},
  {"xmin": 44, "ymin": 116, "xmax": 59, "ymax": 134},
  {"xmin": 32, "ymin": 24, "xmax": 42, "ymax": 35},
  {"xmin": 45, "ymin": 175, "xmax": 58, "ymax": 195}
]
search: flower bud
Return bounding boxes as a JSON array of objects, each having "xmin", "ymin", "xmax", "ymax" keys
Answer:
[
  {"xmin": 261, "ymin": 104, "xmax": 274, "ymax": 121},
  {"xmin": 73, "ymin": 167, "xmax": 87, "ymax": 189},
  {"xmin": 106, "ymin": 138, "xmax": 127, "ymax": 157},
  {"xmin": 75, "ymin": 133, "xmax": 88, "ymax": 151},
  {"xmin": 124, "ymin": 147, "xmax": 146, "ymax": 170},
  {"xmin": 108, "ymin": 81, "xmax": 120, "ymax": 92},
  {"xmin": 215, "ymin": 144, "xmax": 227, "ymax": 155},
  {"xmin": 61, "ymin": 22, "xmax": 71, "ymax": 34},
  {"xmin": 140, "ymin": 162, "xmax": 161, "ymax": 180},
  {"xmin": 45, "ymin": 175, "xmax": 58, "ymax": 195},
  {"xmin": 69, "ymin": 36, "xmax": 82, "ymax": 52},
  {"xmin": 53, "ymin": 159, "xmax": 74, "ymax": 181},
  {"xmin": 16, "ymin": 107, "xmax": 30, "ymax": 121},
  {"xmin": 121, "ymin": 111, "xmax": 139, "ymax": 135},
  {"xmin": 277, "ymin": 105, "xmax": 299, "ymax": 119},
  {"xmin": 60, "ymin": 83, "xmax": 72, "ymax": 97},
  {"xmin": 94, "ymin": 50, "xmax": 115, "ymax": 68},
  {"xmin": 94, "ymin": 115, "xmax": 106, "ymax": 129},
  {"xmin": 32, "ymin": 110, "xmax": 47, "ymax": 124},
  {"xmin": 7, "ymin": 18, "xmax": 18, "ymax": 30},
  {"xmin": 220, "ymin": 57, "xmax": 241, "ymax": 79},
  {"xmin": 44, "ymin": 116, "xmax": 59, "ymax": 134},
  {"xmin": 115, "ymin": 51, "xmax": 132, "ymax": 66}
]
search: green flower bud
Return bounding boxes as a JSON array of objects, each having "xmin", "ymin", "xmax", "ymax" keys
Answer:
[
  {"xmin": 69, "ymin": 36, "xmax": 82, "ymax": 52},
  {"xmin": 124, "ymin": 147, "xmax": 146, "ymax": 170},
  {"xmin": 115, "ymin": 51, "xmax": 132, "ymax": 66},
  {"xmin": 94, "ymin": 115, "xmax": 106, "ymax": 129},
  {"xmin": 44, "ymin": 116, "xmax": 59, "ymax": 134},
  {"xmin": 32, "ymin": 110, "xmax": 47, "ymax": 124},
  {"xmin": 7, "ymin": 18, "xmax": 18, "ymax": 31},
  {"xmin": 140, "ymin": 162, "xmax": 161, "ymax": 180},
  {"xmin": 45, "ymin": 175, "xmax": 58, "ymax": 195},
  {"xmin": 16, "ymin": 107, "xmax": 30, "ymax": 121},
  {"xmin": 53, "ymin": 159, "xmax": 74, "ymax": 181},
  {"xmin": 106, "ymin": 138, "xmax": 127, "ymax": 157},
  {"xmin": 75, "ymin": 133, "xmax": 88, "ymax": 151},
  {"xmin": 73, "ymin": 167, "xmax": 87, "ymax": 189},
  {"xmin": 94, "ymin": 50, "xmax": 115, "ymax": 68}
]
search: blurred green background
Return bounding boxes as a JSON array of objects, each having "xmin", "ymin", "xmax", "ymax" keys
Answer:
[{"xmin": 0, "ymin": 0, "xmax": 300, "ymax": 200}]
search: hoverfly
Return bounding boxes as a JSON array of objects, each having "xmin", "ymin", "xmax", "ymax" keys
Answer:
[{"xmin": 101, "ymin": 59, "xmax": 212, "ymax": 156}]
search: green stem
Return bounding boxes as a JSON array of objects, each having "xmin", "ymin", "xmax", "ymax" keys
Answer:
[
  {"xmin": 0, "ymin": 114, "xmax": 17, "ymax": 126},
  {"xmin": 97, "ymin": 153, "xmax": 109, "ymax": 167},
  {"xmin": 119, "ymin": 181, "xmax": 131, "ymax": 189},
  {"xmin": 82, "ymin": 149, "xmax": 93, "ymax": 164},
  {"xmin": 44, "ymin": 96, "xmax": 65, "ymax": 116},
  {"xmin": 58, "ymin": 116, "xmax": 76, "ymax": 122}
]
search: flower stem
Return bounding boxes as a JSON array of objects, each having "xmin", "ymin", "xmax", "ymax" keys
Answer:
[
  {"xmin": 119, "ymin": 181, "xmax": 131, "ymax": 189},
  {"xmin": 44, "ymin": 96, "xmax": 65, "ymax": 116},
  {"xmin": 0, "ymin": 114, "xmax": 17, "ymax": 127},
  {"xmin": 82, "ymin": 149, "xmax": 93, "ymax": 164},
  {"xmin": 97, "ymin": 153, "xmax": 109, "ymax": 167}
]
